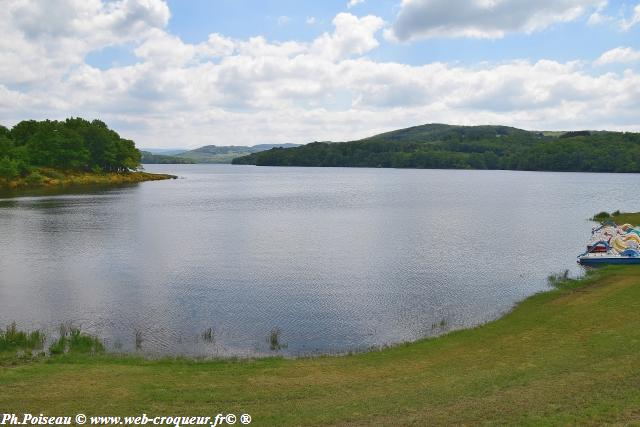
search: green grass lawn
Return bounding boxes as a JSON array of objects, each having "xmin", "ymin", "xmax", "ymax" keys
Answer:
[
  {"xmin": 2, "ymin": 267, "xmax": 640, "ymax": 425},
  {"xmin": 610, "ymin": 212, "xmax": 640, "ymax": 227}
]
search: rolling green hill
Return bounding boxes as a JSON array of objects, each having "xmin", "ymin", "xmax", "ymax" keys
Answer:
[
  {"xmin": 140, "ymin": 151, "xmax": 195, "ymax": 164},
  {"xmin": 360, "ymin": 123, "xmax": 532, "ymax": 143},
  {"xmin": 176, "ymin": 144, "xmax": 299, "ymax": 163},
  {"xmin": 232, "ymin": 123, "xmax": 640, "ymax": 172}
]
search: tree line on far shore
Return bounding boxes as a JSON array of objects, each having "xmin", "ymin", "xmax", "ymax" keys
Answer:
[
  {"xmin": 233, "ymin": 125, "xmax": 640, "ymax": 173},
  {"xmin": 0, "ymin": 118, "xmax": 141, "ymax": 180}
]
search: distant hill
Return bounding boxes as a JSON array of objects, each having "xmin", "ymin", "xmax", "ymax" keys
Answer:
[
  {"xmin": 141, "ymin": 151, "xmax": 195, "ymax": 164},
  {"xmin": 232, "ymin": 123, "xmax": 640, "ymax": 173},
  {"xmin": 360, "ymin": 123, "xmax": 533, "ymax": 143},
  {"xmin": 140, "ymin": 148, "xmax": 188, "ymax": 156},
  {"xmin": 175, "ymin": 144, "xmax": 300, "ymax": 163}
]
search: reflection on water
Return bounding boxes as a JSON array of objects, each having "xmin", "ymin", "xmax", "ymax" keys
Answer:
[{"xmin": 1, "ymin": 165, "xmax": 637, "ymax": 356}]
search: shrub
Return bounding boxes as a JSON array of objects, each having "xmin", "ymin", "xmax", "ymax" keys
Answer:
[
  {"xmin": 592, "ymin": 211, "xmax": 611, "ymax": 222},
  {"xmin": 0, "ymin": 157, "xmax": 19, "ymax": 180},
  {"xmin": 42, "ymin": 169, "xmax": 65, "ymax": 180},
  {"xmin": 25, "ymin": 171, "xmax": 44, "ymax": 185}
]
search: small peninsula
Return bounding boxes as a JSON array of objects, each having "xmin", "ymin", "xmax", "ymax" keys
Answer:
[{"xmin": 0, "ymin": 118, "xmax": 175, "ymax": 189}]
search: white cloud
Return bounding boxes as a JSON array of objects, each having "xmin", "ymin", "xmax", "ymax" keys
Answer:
[
  {"xmin": 347, "ymin": 0, "xmax": 365, "ymax": 8},
  {"xmin": 389, "ymin": 0, "xmax": 604, "ymax": 41},
  {"xmin": 134, "ymin": 29, "xmax": 196, "ymax": 66},
  {"xmin": 311, "ymin": 13, "xmax": 384, "ymax": 60},
  {"xmin": 198, "ymin": 33, "xmax": 236, "ymax": 58},
  {"xmin": 1, "ymin": 1, "xmax": 639, "ymax": 148},
  {"xmin": 587, "ymin": 1, "xmax": 613, "ymax": 26},
  {"xmin": 620, "ymin": 4, "xmax": 640, "ymax": 30},
  {"xmin": 595, "ymin": 47, "xmax": 640, "ymax": 66},
  {"xmin": 587, "ymin": 12, "xmax": 610, "ymax": 25},
  {"xmin": 0, "ymin": 0, "xmax": 170, "ymax": 84},
  {"xmin": 306, "ymin": 16, "xmax": 316, "ymax": 24}
]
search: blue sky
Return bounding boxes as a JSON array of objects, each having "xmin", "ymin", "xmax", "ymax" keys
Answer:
[
  {"xmin": 2, "ymin": 0, "xmax": 640, "ymax": 147},
  {"xmin": 86, "ymin": 0, "xmax": 640, "ymax": 68},
  {"xmin": 166, "ymin": 0, "xmax": 639, "ymax": 65}
]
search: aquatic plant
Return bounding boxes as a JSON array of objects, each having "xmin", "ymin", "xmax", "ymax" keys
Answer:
[
  {"xmin": 201, "ymin": 327, "xmax": 215, "ymax": 343},
  {"xmin": 268, "ymin": 327, "xmax": 287, "ymax": 351},
  {"xmin": 0, "ymin": 322, "xmax": 45, "ymax": 352},
  {"xmin": 547, "ymin": 269, "xmax": 571, "ymax": 288},
  {"xmin": 431, "ymin": 318, "xmax": 448, "ymax": 331},
  {"xmin": 49, "ymin": 324, "xmax": 104, "ymax": 355},
  {"xmin": 135, "ymin": 330, "xmax": 144, "ymax": 350}
]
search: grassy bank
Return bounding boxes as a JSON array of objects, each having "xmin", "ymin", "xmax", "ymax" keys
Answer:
[
  {"xmin": 2, "ymin": 267, "xmax": 640, "ymax": 425},
  {"xmin": 0, "ymin": 168, "xmax": 176, "ymax": 189},
  {"xmin": 592, "ymin": 210, "xmax": 640, "ymax": 226}
]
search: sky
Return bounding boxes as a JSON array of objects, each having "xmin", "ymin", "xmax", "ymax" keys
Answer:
[{"xmin": 1, "ymin": 0, "xmax": 639, "ymax": 148}]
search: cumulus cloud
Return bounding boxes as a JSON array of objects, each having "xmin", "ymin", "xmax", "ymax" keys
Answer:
[
  {"xmin": 134, "ymin": 29, "xmax": 197, "ymax": 66},
  {"xmin": 388, "ymin": 0, "xmax": 604, "ymax": 41},
  {"xmin": 0, "ymin": 0, "xmax": 169, "ymax": 84},
  {"xmin": 595, "ymin": 47, "xmax": 640, "ymax": 66},
  {"xmin": 198, "ymin": 33, "xmax": 236, "ymax": 58},
  {"xmin": 312, "ymin": 13, "xmax": 384, "ymax": 60},
  {"xmin": 1, "ymin": 1, "xmax": 639, "ymax": 148},
  {"xmin": 347, "ymin": 0, "xmax": 365, "ymax": 8}
]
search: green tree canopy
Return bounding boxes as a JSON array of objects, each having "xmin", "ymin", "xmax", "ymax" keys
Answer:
[
  {"xmin": 233, "ymin": 125, "xmax": 640, "ymax": 173},
  {"xmin": 0, "ymin": 118, "xmax": 141, "ymax": 175}
]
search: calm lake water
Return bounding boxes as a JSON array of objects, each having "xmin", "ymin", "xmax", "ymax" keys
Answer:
[{"xmin": 0, "ymin": 165, "xmax": 637, "ymax": 356}]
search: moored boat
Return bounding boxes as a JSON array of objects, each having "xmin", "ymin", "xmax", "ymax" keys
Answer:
[
  {"xmin": 578, "ymin": 252, "xmax": 640, "ymax": 265},
  {"xmin": 578, "ymin": 223, "xmax": 640, "ymax": 265}
]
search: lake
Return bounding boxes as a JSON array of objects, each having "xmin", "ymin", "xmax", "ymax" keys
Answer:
[{"xmin": 0, "ymin": 165, "xmax": 637, "ymax": 356}]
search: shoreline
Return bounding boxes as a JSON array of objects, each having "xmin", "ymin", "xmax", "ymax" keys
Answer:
[
  {"xmin": 3, "ymin": 266, "xmax": 640, "ymax": 423},
  {"xmin": 0, "ymin": 267, "xmax": 603, "ymax": 363},
  {"xmin": 0, "ymin": 170, "xmax": 176, "ymax": 190}
]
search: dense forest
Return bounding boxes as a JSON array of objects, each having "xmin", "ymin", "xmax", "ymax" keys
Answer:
[
  {"xmin": 232, "ymin": 124, "xmax": 640, "ymax": 173},
  {"xmin": 0, "ymin": 118, "xmax": 141, "ymax": 180}
]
